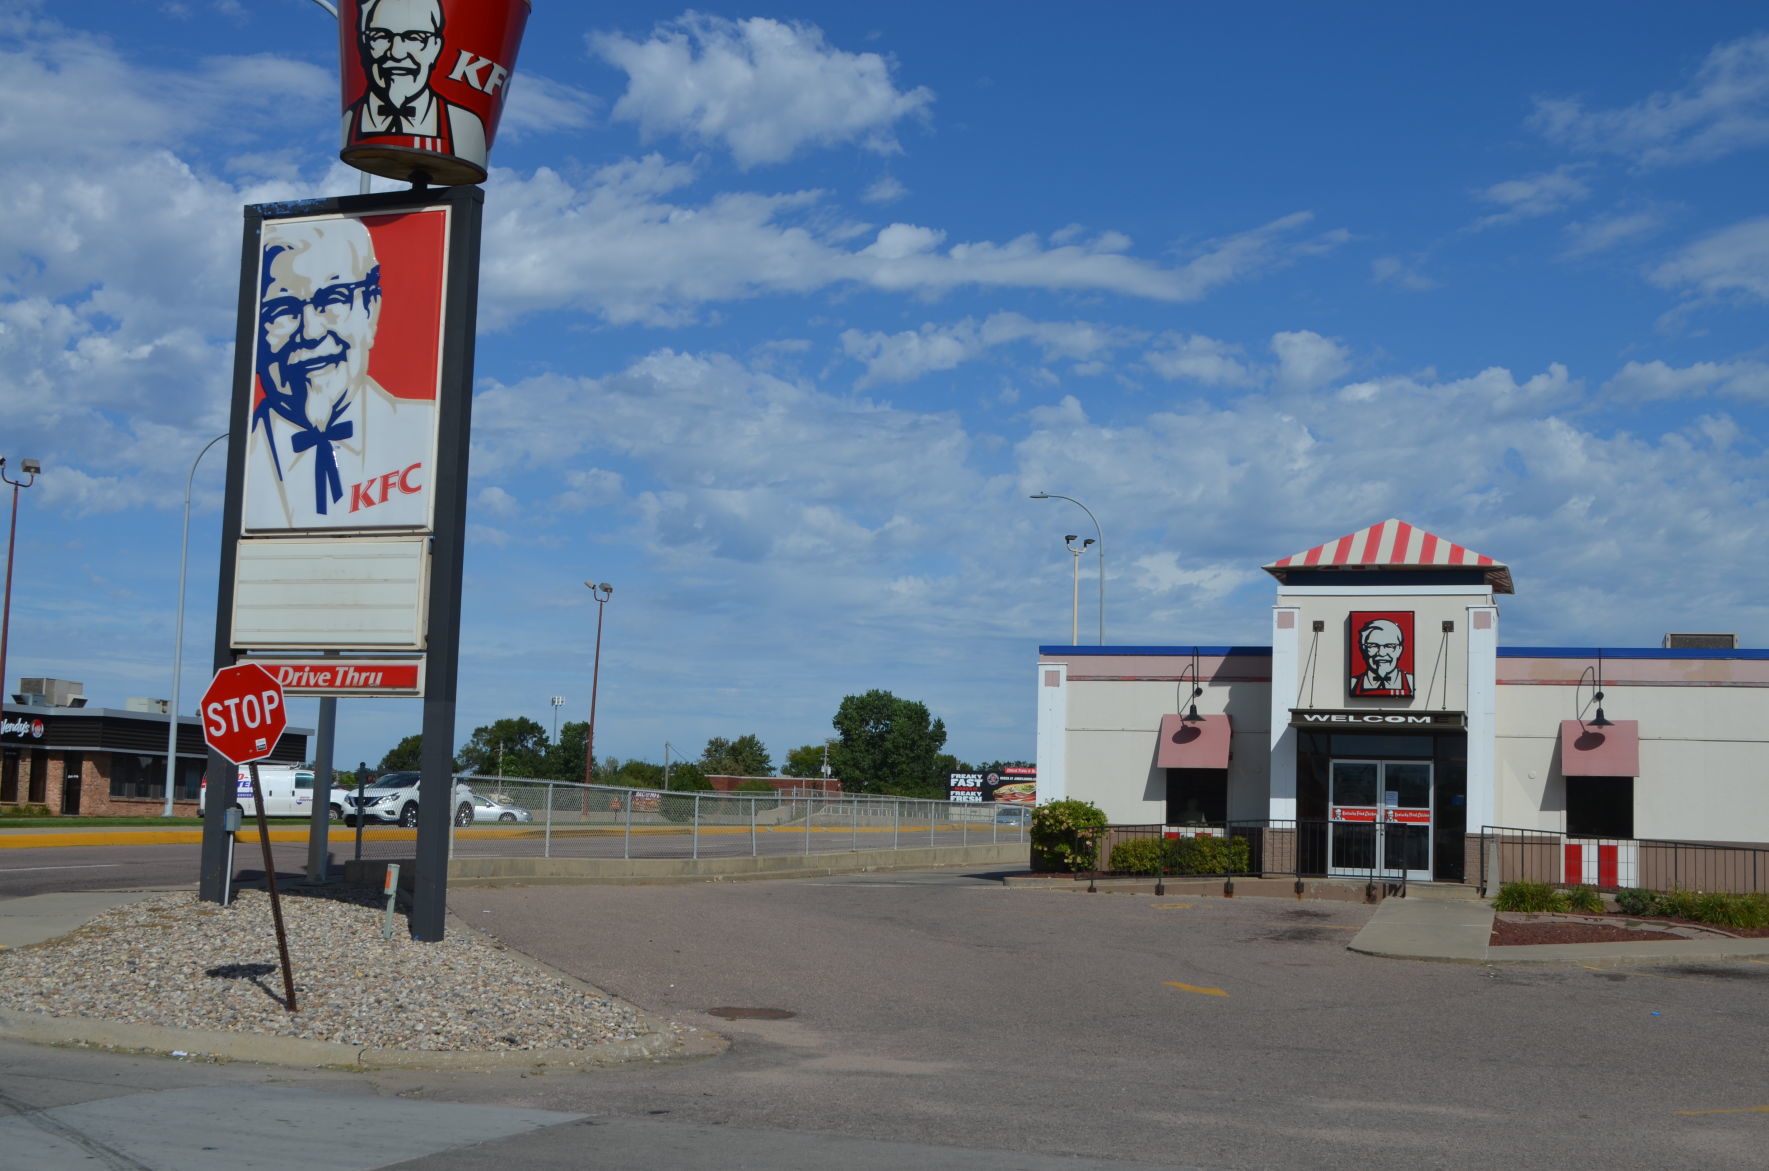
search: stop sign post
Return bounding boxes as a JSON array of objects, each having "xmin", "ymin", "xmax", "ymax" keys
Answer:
[{"xmin": 200, "ymin": 662, "xmax": 298, "ymax": 1012}]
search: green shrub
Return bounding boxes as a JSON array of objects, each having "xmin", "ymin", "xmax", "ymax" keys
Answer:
[
  {"xmin": 1657, "ymin": 888, "xmax": 1704, "ymax": 922},
  {"xmin": 1492, "ymin": 881, "xmax": 1568, "ymax": 913},
  {"xmin": 1167, "ymin": 835, "xmax": 1252, "ymax": 875},
  {"xmin": 733, "ymin": 779, "xmax": 777, "ymax": 793},
  {"xmin": 1109, "ymin": 837, "xmax": 1164, "ymax": 875},
  {"xmin": 1614, "ymin": 887, "xmax": 1662, "ymax": 917},
  {"xmin": 1564, "ymin": 885, "xmax": 1604, "ymax": 914},
  {"xmin": 1691, "ymin": 892, "xmax": 1769, "ymax": 930},
  {"xmin": 1030, "ymin": 799, "xmax": 1108, "ymax": 872},
  {"xmin": 10, "ymin": 804, "xmax": 54, "ymax": 819}
]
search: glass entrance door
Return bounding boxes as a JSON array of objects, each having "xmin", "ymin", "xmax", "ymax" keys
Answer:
[{"xmin": 1328, "ymin": 759, "xmax": 1433, "ymax": 881}]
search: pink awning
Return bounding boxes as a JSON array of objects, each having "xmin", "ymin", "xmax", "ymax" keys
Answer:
[
  {"xmin": 1559, "ymin": 720, "xmax": 1639, "ymax": 777},
  {"xmin": 1157, "ymin": 714, "xmax": 1232, "ymax": 769}
]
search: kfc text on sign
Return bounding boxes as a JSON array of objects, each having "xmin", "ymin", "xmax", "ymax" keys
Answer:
[{"xmin": 200, "ymin": 662, "xmax": 288, "ymax": 765}]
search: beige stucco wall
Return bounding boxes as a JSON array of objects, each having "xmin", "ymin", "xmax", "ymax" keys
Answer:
[
  {"xmin": 1495, "ymin": 658, "xmax": 1769, "ymax": 841},
  {"xmin": 1277, "ymin": 588, "xmax": 1490, "ymax": 713},
  {"xmin": 1051, "ymin": 652, "xmax": 1272, "ymax": 823}
]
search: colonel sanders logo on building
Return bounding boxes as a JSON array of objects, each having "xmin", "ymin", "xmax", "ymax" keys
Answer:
[{"xmin": 1349, "ymin": 612, "xmax": 1415, "ymax": 699}]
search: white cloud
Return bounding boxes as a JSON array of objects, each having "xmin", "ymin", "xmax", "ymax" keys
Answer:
[
  {"xmin": 592, "ymin": 13, "xmax": 934, "ymax": 168},
  {"xmin": 1649, "ymin": 215, "xmax": 1769, "ymax": 304},
  {"xmin": 1605, "ymin": 359, "xmax": 1769, "ymax": 401},
  {"xmin": 840, "ymin": 313, "xmax": 1141, "ymax": 387},
  {"xmin": 1371, "ymin": 255, "xmax": 1438, "ymax": 291},
  {"xmin": 1560, "ymin": 208, "xmax": 1665, "ymax": 258},
  {"xmin": 480, "ymin": 165, "xmax": 1344, "ymax": 326},
  {"xmin": 1468, "ymin": 166, "xmax": 1591, "ymax": 230},
  {"xmin": 861, "ymin": 175, "xmax": 909, "ymax": 204},
  {"xmin": 473, "ymin": 486, "xmax": 523, "ymax": 520},
  {"xmin": 1270, "ymin": 330, "xmax": 1351, "ymax": 391},
  {"xmin": 1144, "ymin": 334, "xmax": 1257, "ymax": 387},
  {"xmin": 1531, "ymin": 32, "xmax": 1769, "ymax": 166},
  {"xmin": 496, "ymin": 73, "xmax": 600, "ymax": 140},
  {"xmin": 546, "ymin": 469, "xmax": 626, "ymax": 514}
]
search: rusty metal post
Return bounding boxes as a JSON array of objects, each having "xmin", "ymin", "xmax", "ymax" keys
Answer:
[{"xmin": 248, "ymin": 761, "xmax": 297, "ymax": 1012}]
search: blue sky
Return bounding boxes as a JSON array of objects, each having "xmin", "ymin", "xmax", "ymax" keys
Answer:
[{"xmin": 4, "ymin": 1, "xmax": 1768, "ymax": 771}]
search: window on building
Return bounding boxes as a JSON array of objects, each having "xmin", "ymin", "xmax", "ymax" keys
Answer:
[
  {"xmin": 1, "ymin": 750, "xmax": 18, "ymax": 803},
  {"xmin": 1166, "ymin": 768, "xmax": 1228, "ymax": 826},
  {"xmin": 1566, "ymin": 776, "xmax": 1633, "ymax": 840},
  {"xmin": 108, "ymin": 756, "xmax": 203, "ymax": 801}
]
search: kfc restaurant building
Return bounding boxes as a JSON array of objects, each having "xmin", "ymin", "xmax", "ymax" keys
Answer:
[{"xmin": 1034, "ymin": 520, "xmax": 1769, "ymax": 888}]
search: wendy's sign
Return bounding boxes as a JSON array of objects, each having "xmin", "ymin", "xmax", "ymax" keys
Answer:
[{"xmin": 338, "ymin": 0, "xmax": 533, "ymax": 186}]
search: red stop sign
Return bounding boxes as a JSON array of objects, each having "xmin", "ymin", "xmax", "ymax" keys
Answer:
[{"xmin": 200, "ymin": 663, "xmax": 288, "ymax": 764}]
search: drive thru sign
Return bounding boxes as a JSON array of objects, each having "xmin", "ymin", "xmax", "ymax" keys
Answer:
[{"xmin": 201, "ymin": 662, "xmax": 287, "ymax": 765}]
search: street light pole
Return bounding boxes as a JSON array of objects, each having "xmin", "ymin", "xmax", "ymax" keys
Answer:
[
  {"xmin": 163, "ymin": 434, "xmax": 227, "ymax": 816},
  {"xmin": 1031, "ymin": 492, "xmax": 1105, "ymax": 644},
  {"xmin": 549, "ymin": 695, "xmax": 565, "ymax": 742},
  {"xmin": 1064, "ymin": 535, "xmax": 1093, "ymax": 646},
  {"xmin": 0, "ymin": 457, "xmax": 42, "ymax": 728},
  {"xmin": 583, "ymin": 581, "xmax": 613, "ymax": 784}
]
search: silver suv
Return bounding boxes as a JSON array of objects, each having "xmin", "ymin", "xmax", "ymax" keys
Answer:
[{"xmin": 342, "ymin": 772, "xmax": 474, "ymax": 828}]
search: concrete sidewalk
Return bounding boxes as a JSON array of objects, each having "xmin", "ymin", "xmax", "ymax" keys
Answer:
[{"xmin": 1348, "ymin": 895, "xmax": 1769, "ymax": 965}]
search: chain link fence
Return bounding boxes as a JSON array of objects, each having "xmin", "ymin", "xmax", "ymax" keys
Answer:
[{"xmin": 336, "ymin": 777, "xmax": 1031, "ymax": 864}]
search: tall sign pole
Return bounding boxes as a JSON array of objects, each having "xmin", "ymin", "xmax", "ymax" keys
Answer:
[{"xmin": 201, "ymin": 3, "xmax": 530, "ymax": 945}]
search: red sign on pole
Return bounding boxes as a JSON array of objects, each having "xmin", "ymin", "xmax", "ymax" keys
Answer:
[{"xmin": 200, "ymin": 663, "xmax": 288, "ymax": 765}]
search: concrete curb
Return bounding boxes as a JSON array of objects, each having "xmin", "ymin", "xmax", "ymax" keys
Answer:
[
  {"xmin": 0, "ymin": 1006, "xmax": 688, "ymax": 1070},
  {"xmin": 354, "ymin": 843, "xmax": 1029, "ymax": 888},
  {"xmin": 1345, "ymin": 898, "xmax": 1769, "ymax": 965}
]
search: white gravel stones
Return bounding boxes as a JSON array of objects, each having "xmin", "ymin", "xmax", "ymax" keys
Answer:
[{"xmin": 0, "ymin": 889, "xmax": 654, "ymax": 1053}]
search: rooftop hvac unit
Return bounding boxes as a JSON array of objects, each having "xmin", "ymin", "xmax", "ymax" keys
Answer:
[
  {"xmin": 18, "ymin": 677, "xmax": 83, "ymax": 707},
  {"xmin": 1662, "ymin": 633, "xmax": 1738, "ymax": 649}
]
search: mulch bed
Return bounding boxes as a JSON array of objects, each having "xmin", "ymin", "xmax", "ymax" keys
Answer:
[{"xmin": 1491, "ymin": 913, "xmax": 1769, "ymax": 946}]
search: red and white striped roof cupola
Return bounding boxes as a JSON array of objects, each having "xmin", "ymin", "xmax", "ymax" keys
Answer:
[{"xmin": 1263, "ymin": 519, "xmax": 1513, "ymax": 594}]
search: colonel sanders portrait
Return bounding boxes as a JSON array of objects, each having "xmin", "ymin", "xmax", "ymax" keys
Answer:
[
  {"xmin": 1349, "ymin": 618, "xmax": 1414, "ymax": 698},
  {"xmin": 245, "ymin": 217, "xmax": 435, "ymax": 531},
  {"xmin": 343, "ymin": 0, "xmax": 486, "ymax": 171}
]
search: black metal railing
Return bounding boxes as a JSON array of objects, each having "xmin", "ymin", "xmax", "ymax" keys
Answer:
[{"xmin": 1479, "ymin": 825, "xmax": 1769, "ymax": 894}]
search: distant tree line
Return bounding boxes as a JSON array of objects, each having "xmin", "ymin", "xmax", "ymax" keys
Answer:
[{"xmin": 364, "ymin": 688, "xmax": 1012, "ymax": 801}]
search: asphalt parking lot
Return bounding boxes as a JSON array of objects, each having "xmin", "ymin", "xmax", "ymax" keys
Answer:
[
  {"xmin": 3, "ymin": 866, "xmax": 1767, "ymax": 1169},
  {"xmin": 443, "ymin": 870, "xmax": 1769, "ymax": 1169}
]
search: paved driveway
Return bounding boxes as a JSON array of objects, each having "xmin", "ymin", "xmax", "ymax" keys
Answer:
[{"xmin": 444, "ymin": 870, "xmax": 1769, "ymax": 1168}]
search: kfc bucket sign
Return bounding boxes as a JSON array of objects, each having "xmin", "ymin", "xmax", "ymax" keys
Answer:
[{"xmin": 338, "ymin": 0, "xmax": 533, "ymax": 186}]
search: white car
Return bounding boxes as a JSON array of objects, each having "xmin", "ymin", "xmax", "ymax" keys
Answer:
[
  {"xmin": 341, "ymin": 772, "xmax": 473, "ymax": 828},
  {"xmin": 463, "ymin": 789, "xmax": 534, "ymax": 823}
]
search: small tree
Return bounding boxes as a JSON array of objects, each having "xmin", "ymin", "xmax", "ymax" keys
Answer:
[
  {"xmin": 544, "ymin": 720, "xmax": 587, "ymax": 782},
  {"xmin": 700, "ymin": 734, "xmax": 772, "ymax": 777},
  {"xmin": 455, "ymin": 717, "xmax": 549, "ymax": 777},
  {"xmin": 378, "ymin": 734, "xmax": 422, "ymax": 772},
  {"xmin": 781, "ymin": 743, "xmax": 829, "ymax": 778},
  {"xmin": 1031, "ymin": 799, "xmax": 1108, "ymax": 873},
  {"xmin": 829, "ymin": 689, "xmax": 948, "ymax": 798}
]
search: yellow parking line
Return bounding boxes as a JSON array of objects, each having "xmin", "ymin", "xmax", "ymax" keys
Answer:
[
  {"xmin": 1149, "ymin": 902, "xmax": 1195, "ymax": 910},
  {"xmin": 1164, "ymin": 981, "xmax": 1228, "ymax": 997},
  {"xmin": 1674, "ymin": 1105, "xmax": 1769, "ymax": 1116}
]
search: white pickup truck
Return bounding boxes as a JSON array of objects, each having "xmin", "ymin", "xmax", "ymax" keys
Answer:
[{"xmin": 199, "ymin": 766, "xmax": 339, "ymax": 819}]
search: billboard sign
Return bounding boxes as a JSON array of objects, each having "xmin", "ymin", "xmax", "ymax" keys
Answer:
[
  {"xmin": 243, "ymin": 205, "xmax": 449, "ymax": 535},
  {"xmin": 947, "ymin": 767, "xmax": 1037, "ymax": 804},
  {"xmin": 338, "ymin": 0, "xmax": 533, "ymax": 186}
]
